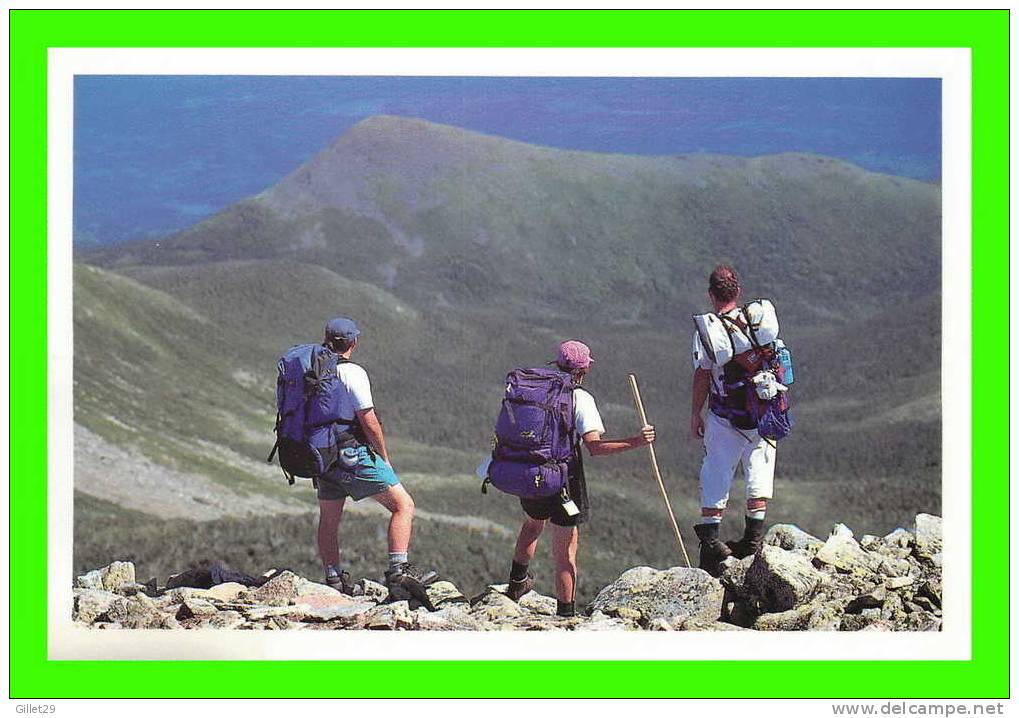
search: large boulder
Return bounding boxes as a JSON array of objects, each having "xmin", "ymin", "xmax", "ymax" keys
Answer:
[
  {"xmin": 745, "ymin": 545, "xmax": 823, "ymax": 612},
  {"xmin": 589, "ymin": 566, "xmax": 724, "ymax": 625}
]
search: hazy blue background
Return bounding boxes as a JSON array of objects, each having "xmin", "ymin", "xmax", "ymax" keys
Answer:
[{"xmin": 74, "ymin": 76, "xmax": 941, "ymax": 246}]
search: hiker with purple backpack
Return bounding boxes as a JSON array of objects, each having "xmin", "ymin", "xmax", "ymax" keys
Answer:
[
  {"xmin": 269, "ymin": 317, "xmax": 438, "ymax": 600},
  {"xmin": 484, "ymin": 340, "xmax": 656, "ymax": 618}
]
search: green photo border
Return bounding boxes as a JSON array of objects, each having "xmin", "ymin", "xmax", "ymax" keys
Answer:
[{"xmin": 9, "ymin": 9, "xmax": 1009, "ymax": 698}]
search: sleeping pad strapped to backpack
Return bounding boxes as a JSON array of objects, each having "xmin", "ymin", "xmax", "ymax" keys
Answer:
[
  {"xmin": 487, "ymin": 367, "xmax": 577, "ymax": 498},
  {"xmin": 267, "ymin": 343, "xmax": 365, "ymax": 484}
]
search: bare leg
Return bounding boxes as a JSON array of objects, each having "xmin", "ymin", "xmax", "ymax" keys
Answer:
[
  {"xmin": 551, "ymin": 524, "xmax": 579, "ymax": 604},
  {"xmin": 514, "ymin": 516, "xmax": 547, "ymax": 565},
  {"xmin": 371, "ymin": 483, "xmax": 415, "ymax": 553},
  {"xmin": 317, "ymin": 497, "xmax": 346, "ymax": 567}
]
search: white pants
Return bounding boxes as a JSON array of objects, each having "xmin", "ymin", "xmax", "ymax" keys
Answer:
[{"xmin": 699, "ymin": 410, "xmax": 776, "ymax": 509}]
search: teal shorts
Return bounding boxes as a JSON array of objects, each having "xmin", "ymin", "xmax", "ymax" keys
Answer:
[{"xmin": 317, "ymin": 446, "xmax": 400, "ymax": 501}]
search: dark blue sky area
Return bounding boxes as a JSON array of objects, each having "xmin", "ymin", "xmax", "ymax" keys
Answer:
[{"xmin": 74, "ymin": 76, "xmax": 941, "ymax": 245}]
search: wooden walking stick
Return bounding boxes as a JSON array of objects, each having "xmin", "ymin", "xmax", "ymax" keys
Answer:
[{"xmin": 627, "ymin": 373, "xmax": 692, "ymax": 568}]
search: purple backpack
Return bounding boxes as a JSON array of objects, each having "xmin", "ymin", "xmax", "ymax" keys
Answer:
[{"xmin": 488, "ymin": 367, "xmax": 577, "ymax": 498}]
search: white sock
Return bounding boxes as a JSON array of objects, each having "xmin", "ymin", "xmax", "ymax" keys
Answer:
[
  {"xmin": 700, "ymin": 515, "xmax": 722, "ymax": 525},
  {"xmin": 389, "ymin": 552, "xmax": 408, "ymax": 569},
  {"xmin": 747, "ymin": 510, "xmax": 766, "ymax": 521}
]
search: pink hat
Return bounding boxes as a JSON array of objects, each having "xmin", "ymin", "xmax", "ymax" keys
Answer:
[{"xmin": 557, "ymin": 340, "xmax": 594, "ymax": 371}]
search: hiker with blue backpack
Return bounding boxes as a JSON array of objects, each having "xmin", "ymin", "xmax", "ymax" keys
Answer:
[
  {"xmin": 269, "ymin": 317, "xmax": 437, "ymax": 599},
  {"xmin": 690, "ymin": 265, "xmax": 794, "ymax": 576},
  {"xmin": 484, "ymin": 341, "xmax": 656, "ymax": 618}
]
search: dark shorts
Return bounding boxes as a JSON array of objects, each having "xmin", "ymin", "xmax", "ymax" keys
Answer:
[
  {"xmin": 519, "ymin": 460, "xmax": 589, "ymax": 527},
  {"xmin": 317, "ymin": 446, "xmax": 400, "ymax": 502}
]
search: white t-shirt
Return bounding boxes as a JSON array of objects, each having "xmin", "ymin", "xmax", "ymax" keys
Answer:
[
  {"xmin": 335, "ymin": 362, "xmax": 374, "ymax": 419},
  {"xmin": 573, "ymin": 387, "xmax": 605, "ymax": 437}
]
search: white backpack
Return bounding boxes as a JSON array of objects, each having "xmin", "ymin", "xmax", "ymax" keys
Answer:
[{"xmin": 692, "ymin": 299, "xmax": 779, "ymax": 366}]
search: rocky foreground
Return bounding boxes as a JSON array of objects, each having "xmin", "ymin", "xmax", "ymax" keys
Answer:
[{"xmin": 73, "ymin": 514, "xmax": 943, "ymax": 632}]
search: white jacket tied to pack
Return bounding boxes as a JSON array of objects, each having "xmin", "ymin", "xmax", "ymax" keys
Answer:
[{"xmin": 692, "ymin": 299, "xmax": 780, "ymax": 367}]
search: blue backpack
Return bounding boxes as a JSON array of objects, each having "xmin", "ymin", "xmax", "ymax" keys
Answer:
[
  {"xmin": 486, "ymin": 367, "xmax": 577, "ymax": 498},
  {"xmin": 266, "ymin": 343, "xmax": 363, "ymax": 484}
]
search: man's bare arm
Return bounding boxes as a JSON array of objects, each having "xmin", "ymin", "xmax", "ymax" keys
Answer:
[{"xmin": 356, "ymin": 407, "xmax": 389, "ymax": 463}]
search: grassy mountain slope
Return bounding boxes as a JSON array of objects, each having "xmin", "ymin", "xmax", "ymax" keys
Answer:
[{"xmin": 87, "ymin": 116, "xmax": 940, "ymax": 321}]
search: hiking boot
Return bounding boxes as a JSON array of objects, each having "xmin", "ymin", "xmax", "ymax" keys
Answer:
[
  {"xmin": 725, "ymin": 516, "xmax": 766, "ymax": 559},
  {"xmin": 326, "ymin": 570, "xmax": 363, "ymax": 597},
  {"xmin": 505, "ymin": 574, "xmax": 534, "ymax": 602},
  {"xmin": 694, "ymin": 522, "xmax": 732, "ymax": 577},
  {"xmin": 384, "ymin": 562, "xmax": 439, "ymax": 603}
]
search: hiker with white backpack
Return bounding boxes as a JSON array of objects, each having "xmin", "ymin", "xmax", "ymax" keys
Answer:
[
  {"xmin": 269, "ymin": 316, "xmax": 438, "ymax": 599},
  {"xmin": 483, "ymin": 340, "xmax": 656, "ymax": 618},
  {"xmin": 690, "ymin": 265, "xmax": 794, "ymax": 576}
]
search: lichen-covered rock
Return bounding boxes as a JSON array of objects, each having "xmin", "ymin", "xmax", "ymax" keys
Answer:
[
  {"xmin": 73, "ymin": 588, "xmax": 121, "ymax": 623},
  {"xmin": 914, "ymin": 514, "xmax": 943, "ymax": 564},
  {"xmin": 518, "ymin": 591, "xmax": 557, "ymax": 616},
  {"xmin": 294, "ymin": 577, "xmax": 341, "ymax": 599},
  {"xmin": 470, "ymin": 589, "xmax": 526, "ymax": 622},
  {"xmin": 753, "ymin": 600, "xmax": 843, "ymax": 631},
  {"xmin": 918, "ymin": 576, "xmax": 942, "ymax": 607},
  {"xmin": 366, "ymin": 601, "xmax": 415, "ymax": 630},
  {"xmin": 206, "ymin": 582, "xmax": 248, "ymax": 602},
  {"xmin": 202, "ymin": 610, "xmax": 245, "ymax": 629},
  {"xmin": 100, "ymin": 561, "xmax": 137, "ymax": 592},
  {"xmin": 572, "ymin": 610, "xmax": 638, "ymax": 631},
  {"xmin": 422, "ymin": 581, "xmax": 467, "ymax": 610},
  {"xmin": 414, "ymin": 604, "xmax": 482, "ymax": 631},
  {"xmin": 300, "ymin": 601, "xmax": 375, "ymax": 625},
  {"xmin": 589, "ymin": 566, "xmax": 724, "ymax": 625},
  {"xmin": 250, "ymin": 571, "xmax": 302, "ymax": 606},
  {"xmin": 745, "ymin": 545, "xmax": 823, "ymax": 612},
  {"xmin": 74, "ymin": 570, "xmax": 104, "ymax": 591},
  {"xmin": 176, "ymin": 597, "xmax": 219, "ymax": 621},
  {"xmin": 718, "ymin": 555, "xmax": 755, "ymax": 597},
  {"xmin": 885, "ymin": 576, "xmax": 914, "ymax": 590},
  {"xmin": 883, "ymin": 527, "xmax": 914, "ymax": 549},
  {"xmin": 102, "ymin": 594, "xmax": 165, "ymax": 628},
  {"xmin": 680, "ymin": 619, "xmax": 751, "ymax": 631},
  {"xmin": 162, "ymin": 586, "xmax": 214, "ymax": 604},
  {"xmin": 359, "ymin": 579, "xmax": 389, "ymax": 604},
  {"xmin": 845, "ymin": 585, "xmax": 887, "ymax": 613},
  {"xmin": 876, "ymin": 556, "xmax": 915, "ymax": 578},
  {"xmin": 765, "ymin": 524, "xmax": 824, "ymax": 555},
  {"xmin": 814, "ymin": 524, "xmax": 880, "ymax": 576},
  {"xmin": 76, "ymin": 562, "xmax": 137, "ymax": 592}
]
